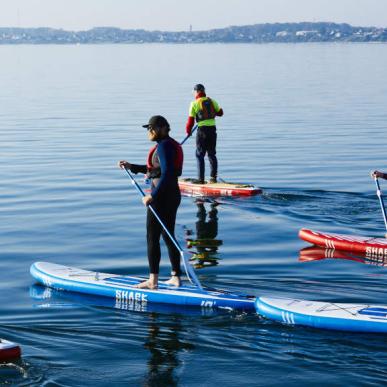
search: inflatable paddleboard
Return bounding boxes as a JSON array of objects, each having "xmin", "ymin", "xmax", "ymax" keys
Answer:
[
  {"xmin": 178, "ymin": 178, "xmax": 262, "ymax": 197},
  {"xmin": 30, "ymin": 262, "xmax": 255, "ymax": 311},
  {"xmin": 0, "ymin": 339, "xmax": 21, "ymax": 362},
  {"xmin": 299, "ymin": 228, "xmax": 387, "ymax": 257},
  {"xmin": 299, "ymin": 246, "xmax": 387, "ymax": 267},
  {"xmin": 256, "ymin": 297, "xmax": 387, "ymax": 333}
]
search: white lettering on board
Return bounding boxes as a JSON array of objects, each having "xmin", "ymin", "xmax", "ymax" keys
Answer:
[
  {"xmin": 115, "ymin": 290, "xmax": 148, "ymax": 311},
  {"xmin": 366, "ymin": 246, "xmax": 387, "ymax": 258}
]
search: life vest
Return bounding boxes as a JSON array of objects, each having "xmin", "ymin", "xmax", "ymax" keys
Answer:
[
  {"xmin": 146, "ymin": 138, "xmax": 183, "ymax": 178},
  {"xmin": 196, "ymin": 97, "xmax": 216, "ymax": 122}
]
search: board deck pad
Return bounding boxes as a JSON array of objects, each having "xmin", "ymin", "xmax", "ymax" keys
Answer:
[
  {"xmin": 256, "ymin": 297, "xmax": 387, "ymax": 333},
  {"xmin": 178, "ymin": 178, "xmax": 262, "ymax": 197},
  {"xmin": 30, "ymin": 262, "xmax": 255, "ymax": 311},
  {"xmin": 299, "ymin": 228, "xmax": 387, "ymax": 256}
]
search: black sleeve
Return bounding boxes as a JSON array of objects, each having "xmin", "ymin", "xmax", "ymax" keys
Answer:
[
  {"xmin": 151, "ymin": 141, "xmax": 175, "ymax": 200},
  {"xmin": 129, "ymin": 164, "xmax": 147, "ymax": 174}
]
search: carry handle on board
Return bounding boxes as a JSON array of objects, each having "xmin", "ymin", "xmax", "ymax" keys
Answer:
[
  {"xmin": 374, "ymin": 177, "xmax": 387, "ymax": 236},
  {"xmin": 180, "ymin": 125, "xmax": 197, "ymax": 145},
  {"xmin": 123, "ymin": 167, "xmax": 203, "ymax": 289}
]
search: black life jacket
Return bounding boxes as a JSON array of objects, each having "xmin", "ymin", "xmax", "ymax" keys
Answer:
[{"xmin": 196, "ymin": 97, "xmax": 216, "ymax": 122}]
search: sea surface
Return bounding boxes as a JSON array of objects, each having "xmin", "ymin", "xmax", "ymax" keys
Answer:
[{"xmin": 1, "ymin": 43, "xmax": 387, "ymax": 386}]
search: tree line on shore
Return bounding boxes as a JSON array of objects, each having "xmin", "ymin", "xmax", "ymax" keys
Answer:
[{"xmin": 1, "ymin": 22, "xmax": 386, "ymax": 44}]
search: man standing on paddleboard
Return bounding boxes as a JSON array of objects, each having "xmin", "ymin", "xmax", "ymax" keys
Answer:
[
  {"xmin": 185, "ymin": 84, "xmax": 223, "ymax": 184},
  {"xmin": 118, "ymin": 116, "xmax": 183, "ymax": 289}
]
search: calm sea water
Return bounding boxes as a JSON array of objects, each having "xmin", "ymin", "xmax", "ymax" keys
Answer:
[{"xmin": 1, "ymin": 43, "xmax": 387, "ymax": 386}]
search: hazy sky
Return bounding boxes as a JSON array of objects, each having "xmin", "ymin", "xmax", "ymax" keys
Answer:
[{"xmin": 1, "ymin": 0, "xmax": 387, "ymax": 31}]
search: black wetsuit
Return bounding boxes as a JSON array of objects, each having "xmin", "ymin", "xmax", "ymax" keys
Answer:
[
  {"xmin": 129, "ymin": 136, "xmax": 182, "ymax": 276},
  {"xmin": 196, "ymin": 126, "xmax": 217, "ymax": 182}
]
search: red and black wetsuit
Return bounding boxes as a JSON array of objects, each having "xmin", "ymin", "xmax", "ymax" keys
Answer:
[{"xmin": 129, "ymin": 136, "xmax": 183, "ymax": 276}]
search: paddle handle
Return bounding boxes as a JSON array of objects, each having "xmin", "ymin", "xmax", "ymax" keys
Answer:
[
  {"xmin": 374, "ymin": 177, "xmax": 387, "ymax": 234},
  {"xmin": 180, "ymin": 125, "xmax": 198, "ymax": 145},
  {"xmin": 123, "ymin": 168, "xmax": 203, "ymax": 289}
]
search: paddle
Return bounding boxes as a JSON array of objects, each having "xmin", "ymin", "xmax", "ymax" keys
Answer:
[
  {"xmin": 180, "ymin": 125, "xmax": 197, "ymax": 145},
  {"xmin": 374, "ymin": 177, "xmax": 387, "ymax": 236},
  {"xmin": 123, "ymin": 167, "xmax": 203, "ymax": 289}
]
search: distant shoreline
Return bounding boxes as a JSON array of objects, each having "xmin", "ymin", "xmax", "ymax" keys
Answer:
[{"xmin": 1, "ymin": 22, "xmax": 387, "ymax": 44}]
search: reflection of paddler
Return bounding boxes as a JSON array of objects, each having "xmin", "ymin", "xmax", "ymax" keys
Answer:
[
  {"xmin": 143, "ymin": 313, "xmax": 194, "ymax": 386},
  {"xmin": 187, "ymin": 201, "xmax": 223, "ymax": 269},
  {"xmin": 187, "ymin": 201, "xmax": 222, "ymax": 248},
  {"xmin": 196, "ymin": 201, "xmax": 218, "ymax": 240},
  {"xmin": 189, "ymin": 253, "xmax": 219, "ymax": 269},
  {"xmin": 187, "ymin": 239, "xmax": 222, "ymax": 248}
]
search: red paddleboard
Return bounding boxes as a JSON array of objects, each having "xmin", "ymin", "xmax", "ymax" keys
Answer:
[
  {"xmin": 178, "ymin": 178, "xmax": 262, "ymax": 197},
  {"xmin": 0, "ymin": 339, "xmax": 21, "ymax": 362},
  {"xmin": 299, "ymin": 228, "xmax": 387, "ymax": 257}
]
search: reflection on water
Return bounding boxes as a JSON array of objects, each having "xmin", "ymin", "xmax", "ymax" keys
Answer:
[
  {"xmin": 0, "ymin": 361, "xmax": 28, "ymax": 384},
  {"xmin": 143, "ymin": 313, "xmax": 194, "ymax": 387},
  {"xmin": 185, "ymin": 199, "xmax": 223, "ymax": 269},
  {"xmin": 29, "ymin": 285, "xmax": 221, "ymax": 317},
  {"xmin": 299, "ymin": 246, "xmax": 387, "ymax": 267}
]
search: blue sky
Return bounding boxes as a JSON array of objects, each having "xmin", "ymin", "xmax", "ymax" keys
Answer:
[{"xmin": 1, "ymin": 0, "xmax": 387, "ymax": 30}]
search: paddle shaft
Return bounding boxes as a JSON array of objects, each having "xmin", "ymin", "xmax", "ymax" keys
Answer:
[
  {"xmin": 123, "ymin": 167, "xmax": 203, "ymax": 289},
  {"xmin": 180, "ymin": 125, "xmax": 197, "ymax": 145},
  {"xmin": 374, "ymin": 177, "xmax": 387, "ymax": 232}
]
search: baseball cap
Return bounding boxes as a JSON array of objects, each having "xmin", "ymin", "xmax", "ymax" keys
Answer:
[
  {"xmin": 193, "ymin": 84, "xmax": 205, "ymax": 92},
  {"xmin": 142, "ymin": 115, "xmax": 170, "ymax": 130}
]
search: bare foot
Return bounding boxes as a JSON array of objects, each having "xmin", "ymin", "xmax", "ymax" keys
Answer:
[
  {"xmin": 164, "ymin": 276, "xmax": 181, "ymax": 287},
  {"xmin": 135, "ymin": 280, "xmax": 158, "ymax": 289}
]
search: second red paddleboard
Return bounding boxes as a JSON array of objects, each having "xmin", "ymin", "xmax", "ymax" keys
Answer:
[
  {"xmin": 178, "ymin": 178, "xmax": 262, "ymax": 197},
  {"xmin": 299, "ymin": 228, "xmax": 387, "ymax": 257}
]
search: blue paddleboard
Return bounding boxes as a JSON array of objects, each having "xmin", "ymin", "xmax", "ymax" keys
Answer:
[
  {"xmin": 256, "ymin": 297, "xmax": 387, "ymax": 333},
  {"xmin": 30, "ymin": 262, "xmax": 255, "ymax": 311}
]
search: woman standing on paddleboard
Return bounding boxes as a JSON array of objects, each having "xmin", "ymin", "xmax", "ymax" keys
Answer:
[{"xmin": 118, "ymin": 116, "xmax": 183, "ymax": 289}]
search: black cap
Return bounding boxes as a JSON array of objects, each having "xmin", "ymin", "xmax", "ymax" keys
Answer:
[
  {"xmin": 193, "ymin": 84, "xmax": 205, "ymax": 92},
  {"xmin": 142, "ymin": 115, "xmax": 170, "ymax": 130}
]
